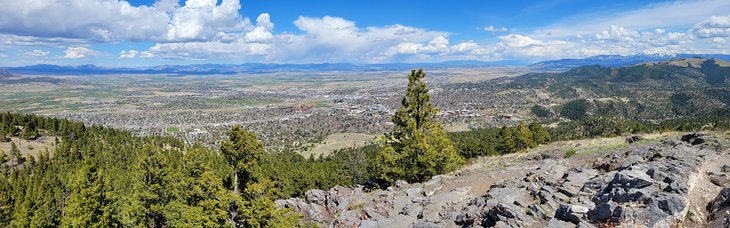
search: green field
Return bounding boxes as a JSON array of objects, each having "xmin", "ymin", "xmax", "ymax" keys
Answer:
[{"xmin": 165, "ymin": 127, "xmax": 181, "ymax": 133}]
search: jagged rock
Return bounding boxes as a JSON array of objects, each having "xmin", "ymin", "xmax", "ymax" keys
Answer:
[
  {"xmin": 406, "ymin": 187, "xmax": 423, "ymax": 197},
  {"xmin": 555, "ymin": 204, "xmax": 582, "ymax": 224},
  {"xmin": 412, "ymin": 219, "xmax": 441, "ymax": 228},
  {"xmin": 394, "ymin": 180, "xmax": 409, "ymax": 189},
  {"xmin": 722, "ymin": 165, "xmax": 730, "ymax": 173},
  {"xmin": 587, "ymin": 203, "xmax": 613, "ymax": 222},
  {"xmin": 547, "ymin": 218, "xmax": 575, "ymax": 228},
  {"xmin": 481, "ymin": 203, "xmax": 523, "ymax": 227},
  {"xmin": 277, "ymin": 134, "xmax": 724, "ymax": 227},
  {"xmin": 661, "ymin": 138, "xmax": 682, "ymax": 147},
  {"xmin": 680, "ymin": 132, "xmax": 714, "ymax": 145},
  {"xmin": 681, "ymin": 133, "xmax": 704, "ymax": 142},
  {"xmin": 332, "ymin": 210, "xmax": 362, "ymax": 227},
  {"xmin": 454, "ymin": 205, "xmax": 479, "ymax": 225},
  {"xmin": 625, "ymin": 135, "xmax": 642, "ymax": 144},
  {"xmin": 571, "ymin": 205, "xmax": 589, "ymax": 214},
  {"xmin": 593, "ymin": 156, "xmax": 621, "ymax": 172},
  {"xmin": 708, "ymin": 187, "xmax": 730, "ymax": 227},
  {"xmin": 664, "ymin": 180, "xmax": 688, "ymax": 193},
  {"xmin": 305, "ymin": 189, "xmax": 327, "ymax": 204},
  {"xmin": 654, "ymin": 193, "xmax": 685, "ymax": 215},
  {"xmin": 709, "ymin": 187, "xmax": 730, "ymax": 217},
  {"xmin": 400, "ymin": 202, "xmax": 422, "ymax": 216},
  {"xmin": 619, "ymin": 155, "xmax": 644, "ymax": 170},
  {"xmin": 709, "ymin": 173, "xmax": 730, "ymax": 187},
  {"xmin": 611, "ymin": 170, "xmax": 654, "ymax": 189}
]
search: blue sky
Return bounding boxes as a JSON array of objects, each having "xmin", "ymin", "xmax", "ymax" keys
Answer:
[{"xmin": 0, "ymin": 0, "xmax": 728, "ymax": 66}]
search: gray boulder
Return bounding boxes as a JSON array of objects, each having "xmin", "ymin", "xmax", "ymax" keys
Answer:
[{"xmin": 555, "ymin": 204, "xmax": 582, "ymax": 224}]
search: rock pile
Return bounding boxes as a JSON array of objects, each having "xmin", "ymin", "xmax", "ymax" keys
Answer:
[{"xmin": 276, "ymin": 133, "xmax": 728, "ymax": 227}]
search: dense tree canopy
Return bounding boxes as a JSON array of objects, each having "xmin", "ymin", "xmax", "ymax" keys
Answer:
[{"xmin": 0, "ymin": 113, "xmax": 298, "ymax": 227}]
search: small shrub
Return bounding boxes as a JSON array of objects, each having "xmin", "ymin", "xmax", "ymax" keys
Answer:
[{"xmin": 564, "ymin": 149, "xmax": 576, "ymax": 158}]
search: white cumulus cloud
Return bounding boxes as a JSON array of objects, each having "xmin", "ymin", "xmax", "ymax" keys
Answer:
[
  {"xmin": 484, "ymin": 26, "xmax": 508, "ymax": 32},
  {"xmin": 166, "ymin": 0, "xmax": 249, "ymax": 41},
  {"xmin": 708, "ymin": 37, "xmax": 726, "ymax": 43},
  {"xmin": 63, "ymin": 47, "xmax": 98, "ymax": 59},
  {"xmin": 120, "ymin": 50, "xmax": 153, "ymax": 58},
  {"xmin": 25, "ymin": 49, "xmax": 49, "ymax": 57},
  {"xmin": 691, "ymin": 15, "xmax": 730, "ymax": 38}
]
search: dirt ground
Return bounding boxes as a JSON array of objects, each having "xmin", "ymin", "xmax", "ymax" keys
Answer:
[
  {"xmin": 0, "ymin": 136, "xmax": 57, "ymax": 161},
  {"xmin": 300, "ymin": 133, "xmax": 375, "ymax": 158}
]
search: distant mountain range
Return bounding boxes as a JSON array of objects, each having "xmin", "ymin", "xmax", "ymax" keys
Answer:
[
  {"xmin": 529, "ymin": 54, "xmax": 730, "ymax": 70},
  {"xmin": 4, "ymin": 54, "xmax": 730, "ymax": 75},
  {"xmin": 3, "ymin": 60, "xmax": 512, "ymax": 76},
  {"xmin": 0, "ymin": 68, "xmax": 13, "ymax": 78}
]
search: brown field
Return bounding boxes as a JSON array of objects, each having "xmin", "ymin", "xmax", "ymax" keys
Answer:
[{"xmin": 299, "ymin": 133, "xmax": 376, "ymax": 158}]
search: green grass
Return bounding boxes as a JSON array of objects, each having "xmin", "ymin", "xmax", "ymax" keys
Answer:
[
  {"xmin": 165, "ymin": 127, "xmax": 181, "ymax": 133},
  {"xmin": 564, "ymin": 149, "xmax": 576, "ymax": 158}
]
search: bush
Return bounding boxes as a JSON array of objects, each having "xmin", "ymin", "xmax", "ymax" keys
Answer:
[
  {"xmin": 560, "ymin": 99, "xmax": 590, "ymax": 120},
  {"xmin": 564, "ymin": 149, "xmax": 577, "ymax": 158},
  {"xmin": 531, "ymin": 105, "xmax": 553, "ymax": 118}
]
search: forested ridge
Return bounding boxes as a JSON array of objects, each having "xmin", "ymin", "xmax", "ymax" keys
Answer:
[{"xmin": 0, "ymin": 113, "xmax": 302, "ymax": 227}]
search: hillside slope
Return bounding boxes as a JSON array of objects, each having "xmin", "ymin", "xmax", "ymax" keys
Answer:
[
  {"xmin": 513, "ymin": 58, "xmax": 729, "ymax": 120},
  {"xmin": 530, "ymin": 54, "xmax": 730, "ymax": 70},
  {"xmin": 277, "ymin": 132, "xmax": 730, "ymax": 227}
]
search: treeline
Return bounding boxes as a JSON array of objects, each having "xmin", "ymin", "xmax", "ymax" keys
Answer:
[
  {"xmin": 449, "ymin": 121, "xmax": 550, "ymax": 158},
  {"xmin": 0, "ymin": 113, "xmax": 303, "ymax": 227},
  {"xmin": 548, "ymin": 108, "xmax": 730, "ymax": 141}
]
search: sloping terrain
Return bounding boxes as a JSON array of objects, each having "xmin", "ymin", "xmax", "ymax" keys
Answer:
[
  {"xmin": 0, "ymin": 67, "xmax": 65, "ymax": 84},
  {"xmin": 517, "ymin": 58, "xmax": 729, "ymax": 120},
  {"xmin": 277, "ymin": 132, "xmax": 730, "ymax": 227},
  {"xmin": 530, "ymin": 54, "xmax": 730, "ymax": 71}
]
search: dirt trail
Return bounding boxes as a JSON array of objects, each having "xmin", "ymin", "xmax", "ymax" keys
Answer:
[{"xmin": 684, "ymin": 152, "xmax": 730, "ymax": 226}]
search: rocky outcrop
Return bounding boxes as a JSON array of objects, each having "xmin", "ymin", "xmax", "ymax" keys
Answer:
[
  {"xmin": 708, "ymin": 187, "xmax": 730, "ymax": 227},
  {"xmin": 277, "ymin": 133, "xmax": 728, "ymax": 227}
]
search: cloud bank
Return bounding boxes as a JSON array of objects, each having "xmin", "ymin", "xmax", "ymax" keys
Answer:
[{"xmin": 0, "ymin": 0, "xmax": 728, "ymax": 64}]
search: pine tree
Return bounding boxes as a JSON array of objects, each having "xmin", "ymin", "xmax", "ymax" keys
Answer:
[
  {"xmin": 130, "ymin": 145, "xmax": 174, "ymax": 227},
  {"xmin": 528, "ymin": 122, "xmax": 551, "ymax": 145},
  {"xmin": 220, "ymin": 125, "xmax": 264, "ymax": 194},
  {"xmin": 61, "ymin": 157, "xmax": 116, "ymax": 227},
  {"xmin": 0, "ymin": 128, "xmax": 8, "ymax": 142},
  {"xmin": 22, "ymin": 121, "xmax": 39, "ymax": 140},
  {"xmin": 0, "ymin": 174, "xmax": 12, "ymax": 225},
  {"xmin": 373, "ymin": 69, "xmax": 464, "ymax": 183},
  {"xmin": 220, "ymin": 126, "xmax": 301, "ymax": 227},
  {"xmin": 10, "ymin": 142, "xmax": 24, "ymax": 166},
  {"xmin": 240, "ymin": 178, "xmax": 301, "ymax": 227},
  {"xmin": 496, "ymin": 126, "xmax": 515, "ymax": 154},
  {"xmin": 177, "ymin": 148, "xmax": 230, "ymax": 227},
  {"xmin": 513, "ymin": 121, "xmax": 536, "ymax": 152}
]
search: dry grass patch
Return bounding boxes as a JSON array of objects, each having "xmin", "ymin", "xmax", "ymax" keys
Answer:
[{"xmin": 299, "ymin": 133, "xmax": 375, "ymax": 158}]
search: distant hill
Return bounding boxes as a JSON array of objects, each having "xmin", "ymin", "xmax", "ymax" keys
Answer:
[
  {"xmin": 530, "ymin": 54, "xmax": 730, "ymax": 70},
  {"xmin": 4, "ymin": 61, "xmax": 508, "ymax": 76},
  {"xmin": 0, "ymin": 68, "xmax": 13, "ymax": 78},
  {"xmin": 0, "ymin": 67, "xmax": 65, "ymax": 84},
  {"xmin": 504, "ymin": 57, "xmax": 730, "ymax": 120},
  {"xmin": 639, "ymin": 57, "xmax": 730, "ymax": 68}
]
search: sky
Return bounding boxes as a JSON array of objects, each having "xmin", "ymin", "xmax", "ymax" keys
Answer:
[{"xmin": 0, "ymin": 0, "xmax": 729, "ymax": 67}]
